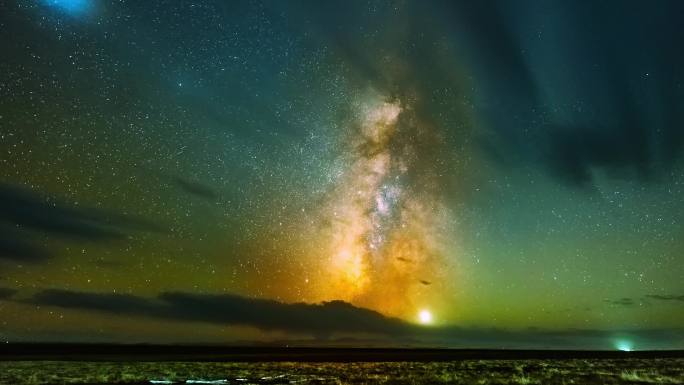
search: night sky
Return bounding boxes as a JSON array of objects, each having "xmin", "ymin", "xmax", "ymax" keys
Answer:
[{"xmin": 1, "ymin": 0, "xmax": 683, "ymax": 350}]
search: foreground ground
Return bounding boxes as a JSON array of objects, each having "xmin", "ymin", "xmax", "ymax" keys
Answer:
[{"xmin": 1, "ymin": 359, "xmax": 683, "ymax": 384}]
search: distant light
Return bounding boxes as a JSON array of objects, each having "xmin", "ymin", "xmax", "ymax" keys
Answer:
[
  {"xmin": 418, "ymin": 309, "xmax": 432, "ymax": 324},
  {"xmin": 616, "ymin": 340, "xmax": 633, "ymax": 352},
  {"xmin": 42, "ymin": 0, "xmax": 92, "ymax": 16}
]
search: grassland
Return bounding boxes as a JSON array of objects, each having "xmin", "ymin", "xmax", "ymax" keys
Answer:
[{"xmin": 1, "ymin": 358, "xmax": 683, "ymax": 385}]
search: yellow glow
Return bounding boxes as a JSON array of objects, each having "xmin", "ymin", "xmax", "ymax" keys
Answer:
[
  {"xmin": 314, "ymin": 94, "xmax": 454, "ymax": 321},
  {"xmin": 418, "ymin": 309, "xmax": 433, "ymax": 324}
]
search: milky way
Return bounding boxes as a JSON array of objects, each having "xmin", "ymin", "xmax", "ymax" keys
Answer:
[
  {"xmin": 317, "ymin": 91, "xmax": 454, "ymax": 320},
  {"xmin": 1, "ymin": 0, "xmax": 683, "ymax": 347}
]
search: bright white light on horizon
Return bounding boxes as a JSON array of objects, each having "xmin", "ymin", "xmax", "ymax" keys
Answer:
[
  {"xmin": 616, "ymin": 340, "xmax": 633, "ymax": 352},
  {"xmin": 418, "ymin": 309, "xmax": 433, "ymax": 324}
]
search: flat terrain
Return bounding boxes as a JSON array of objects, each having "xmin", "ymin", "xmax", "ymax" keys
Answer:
[
  {"xmin": 1, "ymin": 359, "xmax": 684, "ymax": 384},
  {"xmin": 1, "ymin": 346, "xmax": 683, "ymax": 384}
]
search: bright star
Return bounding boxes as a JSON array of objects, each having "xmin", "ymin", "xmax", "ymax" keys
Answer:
[{"xmin": 43, "ymin": 0, "xmax": 92, "ymax": 16}]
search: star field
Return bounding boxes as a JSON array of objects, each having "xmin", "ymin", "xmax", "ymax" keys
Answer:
[{"xmin": 0, "ymin": 0, "xmax": 683, "ymax": 349}]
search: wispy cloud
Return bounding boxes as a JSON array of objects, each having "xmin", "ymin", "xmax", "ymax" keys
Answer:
[
  {"xmin": 604, "ymin": 298, "xmax": 635, "ymax": 306},
  {"xmin": 444, "ymin": 1, "xmax": 684, "ymax": 186},
  {"xmin": 645, "ymin": 294, "xmax": 684, "ymax": 302},
  {"xmin": 171, "ymin": 176, "xmax": 217, "ymax": 201},
  {"xmin": 0, "ymin": 182, "xmax": 165, "ymax": 263}
]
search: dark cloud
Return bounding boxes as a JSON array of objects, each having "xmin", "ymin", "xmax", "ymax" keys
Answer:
[
  {"xmin": 441, "ymin": 1, "xmax": 539, "ymax": 114},
  {"xmin": 604, "ymin": 298, "xmax": 635, "ymax": 307},
  {"xmin": 0, "ymin": 182, "xmax": 165, "ymax": 263},
  {"xmin": 0, "ymin": 225, "xmax": 50, "ymax": 263},
  {"xmin": 171, "ymin": 177, "xmax": 217, "ymax": 201},
  {"xmin": 645, "ymin": 294, "xmax": 684, "ymax": 303},
  {"xmin": 30, "ymin": 290, "xmax": 162, "ymax": 314},
  {"xmin": 0, "ymin": 287, "xmax": 17, "ymax": 300},
  {"xmin": 140, "ymin": 168, "xmax": 218, "ymax": 201},
  {"xmin": 22, "ymin": 289, "xmax": 684, "ymax": 349},
  {"xmin": 27, "ymin": 289, "xmax": 413, "ymax": 338},
  {"xmin": 449, "ymin": 1, "xmax": 684, "ymax": 186}
]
